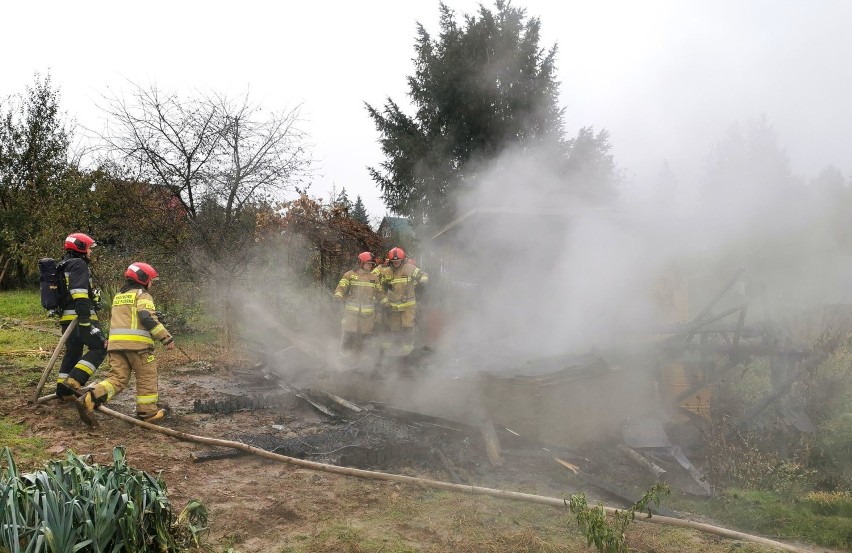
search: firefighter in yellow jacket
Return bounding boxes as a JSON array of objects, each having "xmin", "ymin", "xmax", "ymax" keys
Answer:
[
  {"xmin": 334, "ymin": 252, "xmax": 387, "ymax": 355},
  {"xmin": 76, "ymin": 262, "xmax": 174, "ymax": 425},
  {"xmin": 379, "ymin": 247, "xmax": 428, "ymax": 356}
]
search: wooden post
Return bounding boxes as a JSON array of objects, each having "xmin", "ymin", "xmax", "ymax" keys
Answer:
[{"xmin": 0, "ymin": 256, "xmax": 11, "ymax": 287}]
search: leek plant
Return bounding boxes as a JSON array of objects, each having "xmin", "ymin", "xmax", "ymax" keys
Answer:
[{"xmin": 0, "ymin": 446, "xmax": 207, "ymax": 552}]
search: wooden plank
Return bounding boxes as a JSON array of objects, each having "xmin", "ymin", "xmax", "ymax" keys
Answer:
[
  {"xmin": 480, "ymin": 419, "xmax": 504, "ymax": 467},
  {"xmin": 616, "ymin": 444, "xmax": 667, "ymax": 481}
]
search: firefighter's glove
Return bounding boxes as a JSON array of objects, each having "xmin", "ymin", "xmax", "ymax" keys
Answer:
[
  {"xmin": 88, "ymin": 326, "xmax": 108, "ymax": 350},
  {"xmin": 91, "ymin": 289, "xmax": 103, "ymax": 311},
  {"xmin": 155, "ymin": 310, "xmax": 167, "ymax": 324}
]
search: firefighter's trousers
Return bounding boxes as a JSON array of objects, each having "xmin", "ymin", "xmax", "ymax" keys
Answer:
[
  {"xmin": 341, "ymin": 331, "xmax": 375, "ymax": 352},
  {"xmin": 383, "ymin": 310, "xmax": 416, "ymax": 356},
  {"xmin": 57, "ymin": 320, "xmax": 107, "ymax": 397},
  {"xmin": 91, "ymin": 349, "xmax": 160, "ymax": 417}
]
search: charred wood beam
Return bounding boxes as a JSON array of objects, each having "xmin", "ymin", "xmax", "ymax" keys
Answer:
[
  {"xmin": 434, "ymin": 446, "xmax": 466, "ymax": 484},
  {"xmin": 365, "ymin": 402, "xmax": 476, "ymax": 433},
  {"xmin": 679, "ymin": 304, "xmax": 748, "ymax": 344},
  {"xmin": 616, "ymin": 444, "xmax": 667, "ymax": 482},
  {"xmin": 669, "ymin": 446, "xmax": 713, "ymax": 496},
  {"xmin": 553, "ymin": 459, "xmax": 679, "ymax": 517},
  {"xmin": 262, "ymin": 376, "xmax": 340, "ymax": 418},
  {"xmin": 192, "ymin": 393, "xmax": 291, "ymax": 414},
  {"xmin": 310, "ymin": 389, "xmax": 363, "ymax": 413},
  {"xmin": 663, "ymin": 266, "xmax": 745, "ymax": 349},
  {"xmin": 674, "ymin": 342, "xmax": 806, "ymax": 356},
  {"xmin": 690, "ymin": 267, "xmax": 745, "ymax": 325},
  {"xmin": 190, "ymin": 449, "xmax": 244, "ymax": 463}
]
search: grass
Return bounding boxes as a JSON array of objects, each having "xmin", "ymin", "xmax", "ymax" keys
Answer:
[
  {"xmin": 278, "ymin": 522, "xmax": 422, "ymax": 553},
  {"xmin": 0, "ymin": 419, "xmax": 45, "ymax": 466},
  {"xmin": 268, "ymin": 481, "xmax": 791, "ymax": 553},
  {"xmin": 672, "ymin": 489, "xmax": 852, "ymax": 550},
  {"xmin": 0, "ymin": 289, "xmax": 47, "ymax": 319}
]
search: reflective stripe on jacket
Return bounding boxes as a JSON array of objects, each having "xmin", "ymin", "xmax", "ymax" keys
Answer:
[
  {"xmin": 108, "ymin": 288, "xmax": 172, "ymax": 351},
  {"xmin": 334, "ymin": 268, "xmax": 386, "ymax": 315},
  {"xmin": 380, "ymin": 263, "xmax": 427, "ymax": 311}
]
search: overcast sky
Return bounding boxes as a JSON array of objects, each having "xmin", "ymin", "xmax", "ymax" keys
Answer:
[{"xmin": 3, "ymin": 0, "xmax": 852, "ymax": 221}]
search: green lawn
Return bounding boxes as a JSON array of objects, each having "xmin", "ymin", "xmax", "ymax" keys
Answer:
[
  {"xmin": 0, "ymin": 419, "xmax": 45, "ymax": 467},
  {"xmin": 0, "ymin": 289, "xmax": 48, "ymax": 320},
  {"xmin": 670, "ymin": 489, "xmax": 852, "ymax": 549}
]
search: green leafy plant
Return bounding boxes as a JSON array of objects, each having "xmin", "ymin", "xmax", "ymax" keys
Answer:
[
  {"xmin": 0, "ymin": 445, "xmax": 208, "ymax": 552},
  {"xmin": 565, "ymin": 483, "xmax": 670, "ymax": 553}
]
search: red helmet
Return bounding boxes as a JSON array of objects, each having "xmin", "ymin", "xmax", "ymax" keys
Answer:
[
  {"xmin": 388, "ymin": 247, "xmax": 405, "ymax": 261},
  {"xmin": 64, "ymin": 233, "xmax": 96, "ymax": 253},
  {"xmin": 358, "ymin": 251, "xmax": 375, "ymax": 265},
  {"xmin": 125, "ymin": 262, "xmax": 159, "ymax": 286}
]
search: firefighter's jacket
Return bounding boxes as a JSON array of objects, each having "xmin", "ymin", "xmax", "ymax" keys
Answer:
[
  {"xmin": 59, "ymin": 254, "xmax": 99, "ymax": 323},
  {"xmin": 380, "ymin": 263, "xmax": 428, "ymax": 312},
  {"xmin": 107, "ymin": 286, "xmax": 173, "ymax": 351},
  {"xmin": 335, "ymin": 268, "xmax": 387, "ymax": 321}
]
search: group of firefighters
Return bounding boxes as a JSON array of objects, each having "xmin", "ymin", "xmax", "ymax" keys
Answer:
[
  {"xmin": 47, "ymin": 232, "xmax": 427, "ymax": 426},
  {"xmin": 333, "ymin": 246, "xmax": 428, "ymax": 363},
  {"xmin": 50, "ymin": 232, "xmax": 174, "ymax": 427}
]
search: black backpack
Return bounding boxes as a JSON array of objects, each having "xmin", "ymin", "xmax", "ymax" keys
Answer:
[{"xmin": 38, "ymin": 258, "xmax": 66, "ymax": 311}]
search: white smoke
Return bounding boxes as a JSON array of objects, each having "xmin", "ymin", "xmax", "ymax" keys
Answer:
[{"xmin": 429, "ymin": 120, "xmax": 852, "ymax": 367}]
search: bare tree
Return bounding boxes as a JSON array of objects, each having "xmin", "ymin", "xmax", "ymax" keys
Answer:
[
  {"xmin": 99, "ymin": 83, "xmax": 221, "ymax": 220},
  {"xmin": 209, "ymin": 93, "xmax": 309, "ymax": 227},
  {"xmin": 99, "ymin": 83, "xmax": 309, "ymax": 266},
  {"xmin": 99, "ymin": 83, "xmax": 311, "ymax": 341}
]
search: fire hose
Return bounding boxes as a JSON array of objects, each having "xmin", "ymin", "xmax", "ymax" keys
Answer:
[
  {"xmin": 31, "ymin": 319, "xmax": 77, "ymax": 403},
  {"xmin": 83, "ymin": 404, "xmax": 815, "ymax": 553}
]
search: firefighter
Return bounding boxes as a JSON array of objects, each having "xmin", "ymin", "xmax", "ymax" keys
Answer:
[
  {"xmin": 334, "ymin": 252, "xmax": 387, "ymax": 357},
  {"xmin": 379, "ymin": 247, "xmax": 428, "ymax": 357},
  {"xmin": 55, "ymin": 233, "xmax": 107, "ymax": 402},
  {"xmin": 77, "ymin": 262, "xmax": 174, "ymax": 425}
]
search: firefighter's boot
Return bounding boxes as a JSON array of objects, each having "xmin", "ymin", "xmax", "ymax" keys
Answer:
[
  {"xmin": 56, "ymin": 378, "xmax": 82, "ymax": 402},
  {"xmin": 74, "ymin": 388, "xmax": 103, "ymax": 428},
  {"xmin": 137, "ymin": 408, "xmax": 167, "ymax": 423}
]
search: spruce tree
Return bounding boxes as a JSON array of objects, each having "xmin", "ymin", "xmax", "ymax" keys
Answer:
[{"xmin": 351, "ymin": 195, "xmax": 369, "ymax": 225}]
